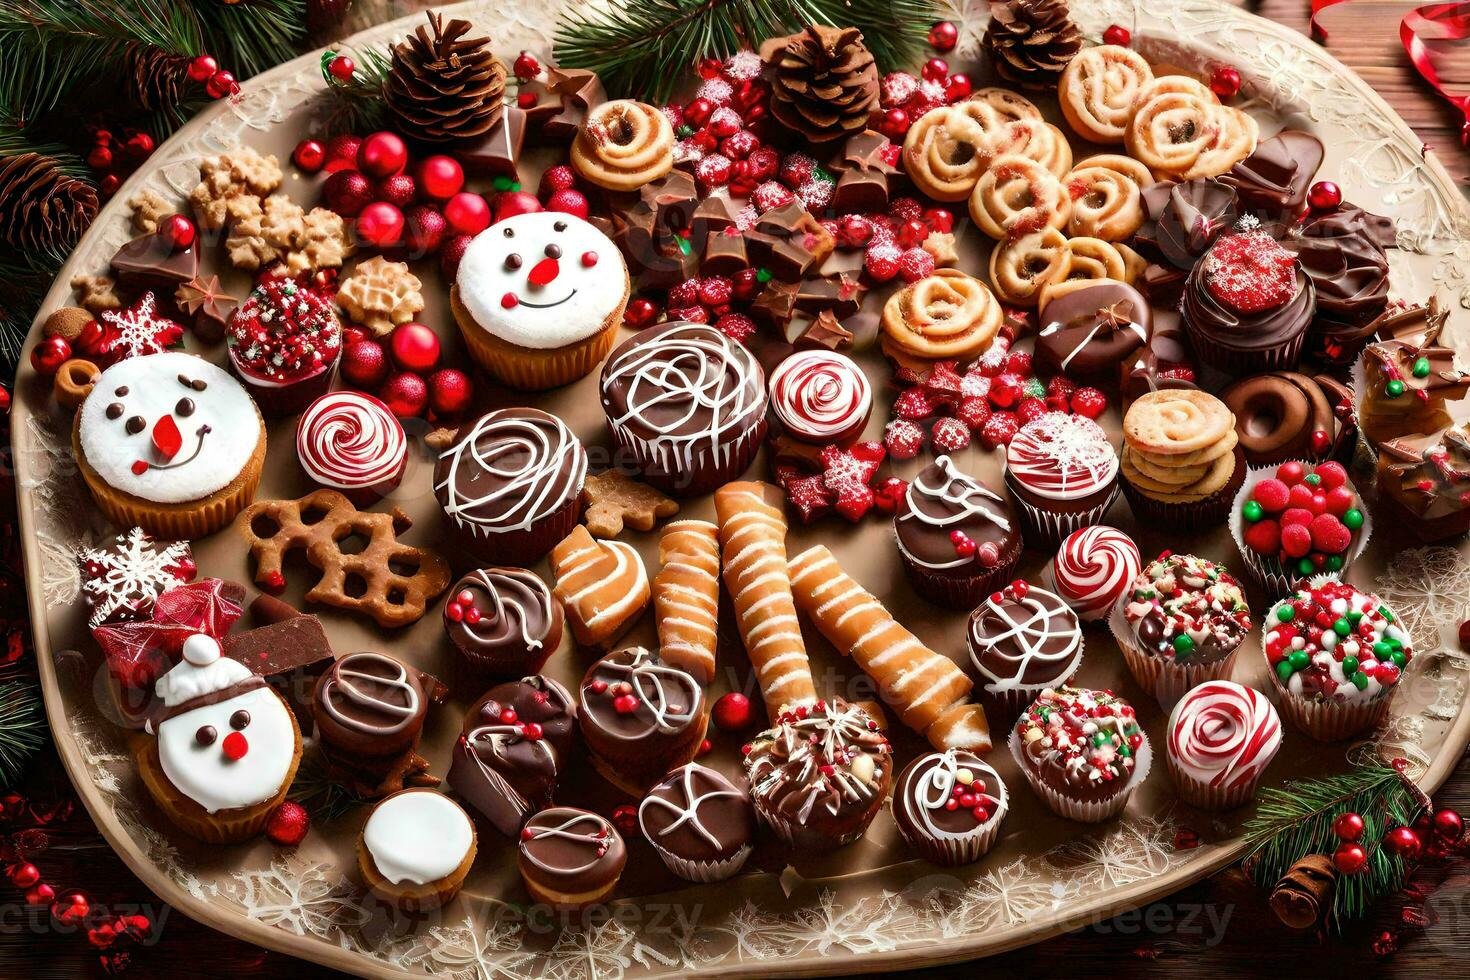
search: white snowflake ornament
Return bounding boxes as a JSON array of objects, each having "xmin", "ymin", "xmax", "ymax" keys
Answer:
[{"xmin": 78, "ymin": 526, "xmax": 195, "ymax": 628}]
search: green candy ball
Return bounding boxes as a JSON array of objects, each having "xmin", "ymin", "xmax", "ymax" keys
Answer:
[
  {"xmin": 1413, "ymin": 356, "xmax": 1431, "ymax": 378},
  {"xmin": 1289, "ymin": 649, "xmax": 1310, "ymax": 670},
  {"xmin": 1276, "ymin": 660, "xmax": 1295, "ymax": 683},
  {"xmin": 1352, "ymin": 671, "xmax": 1369, "ymax": 690},
  {"xmin": 1242, "ymin": 500, "xmax": 1264, "ymax": 522},
  {"xmin": 1343, "ymin": 509, "xmax": 1364, "ymax": 530},
  {"xmin": 1342, "ymin": 655, "xmax": 1359, "ymax": 675},
  {"xmin": 1298, "ymin": 557, "xmax": 1316, "ymax": 576},
  {"xmin": 1326, "ymin": 554, "xmax": 1345, "ymax": 572},
  {"xmin": 1386, "ymin": 379, "xmax": 1406, "ymax": 397},
  {"xmin": 1333, "ymin": 618, "xmax": 1351, "ymax": 637},
  {"xmin": 1275, "ymin": 605, "xmax": 1295, "ymax": 623}
]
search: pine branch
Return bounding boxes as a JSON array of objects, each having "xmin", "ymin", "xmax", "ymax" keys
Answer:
[
  {"xmin": 317, "ymin": 46, "xmax": 392, "ymax": 135},
  {"xmin": 196, "ymin": 0, "xmax": 308, "ymax": 78},
  {"xmin": 0, "ymin": 680, "xmax": 46, "ymax": 788},
  {"xmin": 288, "ymin": 752, "xmax": 371, "ymax": 823},
  {"xmin": 554, "ymin": 0, "xmax": 944, "ymax": 104},
  {"xmin": 1243, "ymin": 762, "xmax": 1425, "ymax": 927}
]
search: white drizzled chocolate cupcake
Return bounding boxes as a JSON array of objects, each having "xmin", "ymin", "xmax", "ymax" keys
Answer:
[
  {"xmin": 578, "ymin": 646, "xmax": 706, "ymax": 795},
  {"xmin": 893, "ymin": 749, "xmax": 1008, "ymax": 866},
  {"xmin": 639, "ymin": 763, "xmax": 755, "ymax": 882},
  {"xmin": 1003, "ymin": 413, "xmax": 1120, "ymax": 548},
  {"xmin": 600, "ymin": 321, "xmax": 768, "ymax": 496}
]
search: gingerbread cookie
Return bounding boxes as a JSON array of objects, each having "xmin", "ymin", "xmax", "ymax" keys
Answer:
[{"xmin": 580, "ymin": 470, "xmax": 679, "ymax": 538}]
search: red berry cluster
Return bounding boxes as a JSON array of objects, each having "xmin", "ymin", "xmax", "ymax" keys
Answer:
[
  {"xmin": 1240, "ymin": 461, "xmax": 1364, "ymax": 576},
  {"xmin": 442, "ymin": 587, "xmax": 484, "ymax": 625},
  {"xmin": 773, "ymin": 442, "xmax": 904, "ymax": 523},
  {"xmin": 884, "ymin": 348, "xmax": 1106, "ymax": 458},
  {"xmin": 645, "ymin": 271, "xmax": 765, "ymax": 339},
  {"xmin": 873, "ymin": 59, "xmax": 975, "ymax": 139},
  {"xmin": 586, "ymin": 676, "xmax": 643, "ymax": 716},
  {"xmin": 664, "ymin": 51, "xmax": 773, "ymax": 176},
  {"xmin": 826, "ymin": 197, "xmax": 952, "ymax": 285},
  {"xmin": 339, "ymin": 321, "xmax": 474, "ymax": 422},
  {"xmin": 84, "ymin": 126, "xmax": 157, "ymax": 199}
]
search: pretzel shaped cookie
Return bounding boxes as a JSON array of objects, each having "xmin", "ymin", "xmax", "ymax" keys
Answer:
[
  {"xmin": 1058, "ymin": 44, "xmax": 1155, "ymax": 144},
  {"xmin": 970, "ymin": 155, "xmax": 1070, "ymax": 240},
  {"xmin": 571, "ymin": 99, "xmax": 675, "ymax": 191},
  {"xmin": 237, "ymin": 490, "xmax": 450, "ymax": 628},
  {"xmin": 881, "ymin": 268, "xmax": 1003, "ymax": 367},
  {"xmin": 1064, "ymin": 155, "xmax": 1151, "ymax": 240}
]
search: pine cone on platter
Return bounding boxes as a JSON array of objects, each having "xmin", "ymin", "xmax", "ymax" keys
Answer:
[
  {"xmin": 982, "ymin": 0, "xmax": 1083, "ymax": 90},
  {"xmin": 384, "ymin": 12, "xmax": 507, "ymax": 143},
  {"xmin": 0, "ymin": 153, "xmax": 99, "ymax": 254},
  {"xmin": 761, "ymin": 24, "xmax": 879, "ymax": 145}
]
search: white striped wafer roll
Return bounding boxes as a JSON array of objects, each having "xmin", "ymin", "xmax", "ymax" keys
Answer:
[
  {"xmin": 788, "ymin": 544, "xmax": 992, "ymax": 753},
  {"xmin": 550, "ymin": 525, "xmax": 649, "ymax": 649},
  {"xmin": 654, "ymin": 520, "xmax": 721, "ymax": 684},
  {"xmin": 714, "ymin": 482, "xmax": 816, "ymax": 718}
]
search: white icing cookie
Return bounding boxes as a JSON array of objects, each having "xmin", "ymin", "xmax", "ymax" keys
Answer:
[
  {"xmin": 364, "ymin": 790, "xmax": 475, "ymax": 885},
  {"xmin": 78, "ymin": 351, "xmax": 259, "ymax": 504},
  {"xmin": 153, "ymin": 635, "xmax": 296, "ymax": 814},
  {"xmin": 455, "ymin": 212, "xmax": 627, "ymax": 350}
]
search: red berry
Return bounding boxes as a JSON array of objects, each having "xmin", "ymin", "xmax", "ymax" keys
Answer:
[
  {"xmin": 292, "ymin": 139, "xmax": 326, "ymax": 173},
  {"xmin": 957, "ymin": 396, "xmax": 991, "ymax": 431},
  {"xmin": 884, "ymin": 418, "xmax": 926, "ymax": 458},
  {"xmin": 1004, "ymin": 350, "xmax": 1033, "ymax": 376},
  {"xmin": 714, "ymin": 313, "xmax": 756, "ymax": 343},
  {"xmin": 1252, "ymin": 478, "xmax": 1290, "ymax": 512},
  {"xmin": 623, "ymin": 297, "xmax": 660, "ymax": 329},
  {"xmin": 872, "ymin": 477, "xmax": 908, "ymax": 514},
  {"xmin": 931, "ymin": 417, "xmax": 970, "ymax": 453},
  {"xmin": 1313, "ymin": 461, "xmax": 1348, "ymax": 489},
  {"xmin": 30, "ymin": 336, "xmax": 71, "ymax": 376},
  {"xmin": 356, "ymin": 202, "xmax": 404, "ymax": 248},
  {"xmin": 1103, "ymin": 24, "xmax": 1132, "ymax": 46},
  {"xmin": 898, "ymin": 247, "xmax": 935, "ymax": 283},
  {"xmin": 206, "ymin": 70, "xmax": 238, "ymax": 99},
  {"xmin": 1209, "ymin": 65, "xmax": 1242, "ymax": 99},
  {"xmin": 1280, "ymin": 522, "xmax": 1313, "ymax": 558},
  {"xmin": 512, "ymin": 50, "xmax": 540, "ymax": 80},
  {"xmin": 327, "ymin": 55, "xmax": 356, "ymax": 81},
  {"xmin": 1070, "ymin": 387, "xmax": 1107, "ymax": 419},
  {"xmin": 188, "ymin": 54, "xmax": 219, "ymax": 83},
  {"xmin": 545, "ymin": 188, "xmax": 589, "ymax": 218},
  {"xmin": 928, "ymin": 21, "xmax": 959, "ymax": 52},
  {"xmin": 698, "ymin": 276, "xmax": 733, "ymax": 307},
  {"xmin": 865, "ymin": 244, "xmax": 901, "ymax": 282},
  {"xmin": 978, "ymin": 411, "xmax": 1020, "ymax": 450},
  {"xmin": 712, "ymin": 692, "xmax": 753, "ymax": 731},
  {"xmin": 1243, "ymin": 518, "xmax": 1281, "ymax": 555},
  {"xmin": 1309, "ymin": 514, "xmax": 1352, "ymax": 554}
]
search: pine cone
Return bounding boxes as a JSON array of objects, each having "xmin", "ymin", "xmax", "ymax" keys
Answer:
[
  {"xmin": 384, "ymin": 12, "xmax": 507, "ymax": 143},
  {"xmin": 127, "ymin": 47, "xmax": 189, "ymax": 112},
  {"xmin": 762, "ymin": 25, "xmax": 879, "ymax": 145},
  {"xmin": 0, "ymin": 153, "xmax": 99, "ymax": 254},
  {"xmin": 983, "ymin": 0, "xmax": 1083, "ymax": 90}
]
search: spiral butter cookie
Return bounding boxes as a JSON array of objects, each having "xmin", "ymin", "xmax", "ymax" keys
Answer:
[
  {"xmin": 1064, "ymin": 155, "xmax": 1150, "ymax": 240},
  {"xmin": 570, "ymin": 99, "xmax": 675, "ymax": 191},
  {"xmin": 970, "ymin": 155, "xmax": 1070, "ymax": 240},
  {"xmin": 1120, "ymin": 389, "xmax": 1244, "ymax": 529},
  {"xmin": 988, "ymin": 229, "xmax": 1071, "ymax": 307},
  {"xmin": 1126, "ymin": 76, "xmax": 1256, "ymax": 180},
  {"xmin": 902, "ymin": 102, "xmax": 994, "ymax": 202},
  {"xmin": 1058, "ymin": 44, "xmax": 1155, "ymax": 144},
  {"xmin": 980, "ymin": 117, "xmax": 1073, "ymax": 178},
  {"xmin": 968, "ymin": 87, "xmax": 1043, "ymax": 125},
  {"xmin": 880, "ymin": 268, "xmax": 1003, "ymax": 368}
]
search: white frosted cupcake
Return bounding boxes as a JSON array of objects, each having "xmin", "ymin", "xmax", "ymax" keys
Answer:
[
  {"xmin": 893, "ymin": 749, "xmax": 1008, "ymax": 866},
  {"xmin": 638, "ymin": 763, "xmax": 755, "ymax": 882},
  {"xmin": 1165, "ymin": 681, "xmax": 1282, "ymax": 809}
]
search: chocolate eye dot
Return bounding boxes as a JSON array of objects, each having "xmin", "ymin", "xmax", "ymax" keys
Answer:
[
  {"xmin": 192, "ymin": 379, "xmax": 208, "ymax": 391},
  {"xmin": 195, "ymin": 725, "xmax": 217, "ymax": 747},
  {"xmin": 581, "ymin": 251, "xmax": 598, "ymax": 267},
  {"xmin": 230, "ymin": 709, "xmax": 250, "ymax": 730},
  {"xmin": 545, "ymin": 243, "xmax": 562, "ymax": 259},
  {"xmin": 553, "ymin": 220, "xmax": 567, "ymax": 232},
  {"xmin": 125, "ymin": 416, "xmax": 145, "ymax": 435},
  {"xmin": 503, "ymin": 227, "xmax": 515, "ymax": 238},
  {"xmin": 114, "ymin": 386, "xmax": 129, "ymax": 397},
  {"xmin": 106, "ymin": 403, "xmax": 123, "ymax": 420},
  {"xmin": 176, "ymin": 398, "xmax": 195, "ymax": 417},
  {"xmin": 504, "ymin": 253, "xmax": 522, "ymax": 270}
]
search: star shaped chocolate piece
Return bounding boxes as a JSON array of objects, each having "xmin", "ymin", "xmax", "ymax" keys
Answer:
[
  {"xmin": 795, "ymin": 309, "xmax": 854, "ymax": 351},
  {"xmin": 174, "ymin": 275, "xmax": 237, "ymax": 343},
  {"xmin": 749, "ymin": 280, "xmax": 801, "ymax": 331},
  {"xmin": 544, "ymin": 67, "xmax": 606, "ymax": 141}
]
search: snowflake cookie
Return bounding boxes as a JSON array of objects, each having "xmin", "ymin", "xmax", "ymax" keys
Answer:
[{"xmin": 79, "ymin": 527, "xmax": 196, "ymax": 628}]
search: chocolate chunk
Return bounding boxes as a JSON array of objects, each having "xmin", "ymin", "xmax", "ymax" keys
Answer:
[
  {"xmin": 829, "ymin": 130, "xmax": 896, "ymax": 214},
  {"xmin": 174, "ymin": 275, "xmax": 236, "ymax": 343},
  {"xmin": 111, "ymin": 231, "xmax": 198, "ymax": 295},
  {"xmin": 1220, "ymin": 130, "xmax": 1325, "ymax": 222},
  {"xmin": 453, "ymin": 106, "xmax": 526, "ymax": 178},
  {"xmin": 223, "ymin": 613, "xmax": 334, "ymax": 735},
  {"xmin": 794, "ymin": 272, "xmax": 866, "ymax": 318},
  {"xmin": 701, "ymin": 226, "xmax": 748, "ymax": 276},
  {"xmin": 1133, "ymin": 179, "xmax": 1238, "ymax": 270},
  {"xmin": 795, "ymin": 309, "xmax": 854, "ymax": 351}
]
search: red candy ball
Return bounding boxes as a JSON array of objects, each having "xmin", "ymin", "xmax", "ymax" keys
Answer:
[
  {"xmin": 921, "ymin": 58, "xmax": 949, "ymax": 82},
  {"xmin": 205, "ymin": 70, "xmax": 238, "ymax": 99},
  {"xmin": 403, "ymin": 204, "xmax": 448, "ymax": 257},
  {"xmin": 944, "ymin": 73, "xmax": 972, "ymax": 102},
  {"xmin": 1209, "ymin": 65, "xmax": 1242, "ymax": 99},
  {"xmin": 427, "ymin": 368, "xmax": 474, "ymax": 417},
  {"xmin": 356, "ymin": 202, "xmax": 404, "ymax": 248},
  {"xmin": 1252, "ymin": 478, "xmax": 1290, "ymax": 512},
  {"xmin": 1313, "ymin": 461, "xmax": 1347, "ymax": 489},
  {"xmin": 512, "ymin": 51, "xmax": 540, "ymax": 80},
  {"xmin": 1243, "ymin": 518, "xmax": 1281, "ymax": 555},
  {"xmin": 1325, "ymin": 485, "xmax": 1355, "ymax": 516},
  {"xmin": 30, "ymin": 336, "xmax": 71, "ymax": 376},
  {"xmin": 1433, "ymin": 808, "xmax": 1464, "ymax": 841},
  {"xmin": 163, "ymin": 213, "xmax": 196, "ymax": 252},
  {"xmin": 266, "ymin": 800, "xmax": 311, "ymax": 847},
  {"xmin": 292, "ymin": 139, "xmax": 326, "ymax": 173},
  {"xmin": 341, "ymin": 339, "xmax": 390, "ymax": 389},
  {"xmin": 444, "ymin": 192, "xmax": 493, "ymax": 235},
  {"xmin": 324, "ymin": 134, "xmax": 363, "ymax": 173},
  {"xmin": 1310, "ymin": 514, "xmax": 1352, "ymax": 554},
  {"xmin": 188, "ymin": 54, "xmax": 218, "ymax": 83},
  {"xmin": 50, "ymin": 891, "xmax": 91, "ymax": 928},
  {"xmin": 611, "ymin": 803, "xmax": 639, "ymax": 838},
  {"xmin": 321, "ymin": 169, "xmax": 374, "ymax": 217},
  {"xmin": 927, "ymin": 21, "xmax": 958, "ymax": 53},
  {"xmin": 492, "ymin": 189, "xmax": 542, "ymax": 223},
  {"xmin": 1103, "ymin": 24, "xmax": 1132, "ymax": 46},
  {"xmin": 380, "ymin": 372, "xmax": 428, "ymax": 418},
  {"xmin": 1277, "ymin": 459, "xmax": 1306, "ymax": 485},
  {"xmin": 389, "ymin": 322, "xmax": 441, "ymax": 373},
  {"xmin": 1332, "ymin": 811, "xmax": 1366, "ymax": 842},
  {"xmin": 712, "ymin": 692, "xmax": 754, "ymax": 732},
  {"xmin": 357, "ymin": 131, "xmax": 408, "ymax": 178},
  {"xmin": 623, "ymin": 297, "xmax": 659, "ymax": 329},
  {"xmin": 1287, "ymin": 482, "xmax": 1316, "ymax": 510},
  {"xmin": 1280, "ymin": 522, "xmax": 1312, "ymax": 558},
  {"xmin": 878, "ymin": 107, "xmax": 910, "ymax": 139},
  {"xmin": 1384, "ymin": 826, "xmax": 1424, "ymax": 860},
  {"xmin": 1332, "ymin": 841, "xmax": 1368, "ymax": 875},
  {"xmin": 1308, "ymin": 180, "xmax": 1343, "ymax": 213},
  {"xmin": 416, "ymin": 155, "xmax": 465, "ymax": 200}
]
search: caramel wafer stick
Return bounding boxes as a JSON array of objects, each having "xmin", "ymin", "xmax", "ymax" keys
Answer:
[{"xmin": 653, "ymin": 520, "xmax": 720, "ymax": 684}]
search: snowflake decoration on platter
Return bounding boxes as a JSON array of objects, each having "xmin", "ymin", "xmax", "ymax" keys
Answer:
[
  {"xmin": 1373, "ymin": 546, "xmax": 1470, "ymax": 646},
  {"xmin": 1042, "ymin": 813, "xmax": 1182, "ymax": 889},
  {"xmin": 78, "ymin": 527, "xmax": 195, "ymax": 627},
  {"xmin": 96, "ymin": 291, "xmax": 185, "ymax": 363},
  {"xmin": 227, "ymin": 858, "xmax": 373, "ymax": 941}
]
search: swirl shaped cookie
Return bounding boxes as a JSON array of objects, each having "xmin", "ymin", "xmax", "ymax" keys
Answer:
[
  {"xmin": 1125, "ymin": 76, "xmax": 1256, "ymax": 180},
  {"xmin": 902, "ymin": 102, "xmax": 995, "ymax": 202},
  {"xmin": 1165, "ymin": 680, "xmax": 1281, "ymax": 809},
  {"xmin": 1064, "ymin": 155, "xmax": 1150, "ymax": 240},
  {"xmin": 297, "ymin": 392, "xmax": 406, "ymax": 504},
  {"xmin": 980, "ymin": 117, "xmax": 1073, "ymax": 178},
  {"xmin": 969, "ymin": 155, "xmax": 1070, "ymax": 240},
  {"xmin": 570, "ymin": 99, "xmax": 674, "ymax": 191},
  {"xmin": 768, "ymin": 350, "xmax": 872, "ymax": 444},
  {"xmin": 880, "ymin": 268, "xmax": 1002, "ymax": 368},
  {"xmin": 988, "ymin": 229, "xmax": 1071, "ymax": 307},
  {"xmin": 1059, "ymin": 44, "xmax": 1155, "ymax": 143}
]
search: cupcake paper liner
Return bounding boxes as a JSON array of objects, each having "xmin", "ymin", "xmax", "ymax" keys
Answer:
[
  {"xmin": 648, "ymin": 839, "xmax": 753, "ymax": 882},
  {"xmin": 454, "ymin": 482, "xmax": 583, "ymax": 567},
  {"xmin": 607, "ymin": 414, "xmax": 767, "ymax": 498},
  {"xmin": 1164, "ymin": 749, "xmax": 1270, "ymax": 810},
  {"xmin": 1007, "ymin": 724, "xmax": 1152, "ymax": 823},
  {"xmin": 1184, "ymin": 314, "xmax": 1309, "ymax": 376},
  {"xmin": 1119, "ymin": 446, "xmax": 1245, "ymax": 533},
  {"xmin": 1228, "ymin": 460, "xmax": 1373, "ymax": 599},
  {"xmin": 894, "ymin": 778, "xmax": 1009, "ymax": 866},
  {"xmin": 453, "ymin": 284, "xmax": 626, "ymax": 391},
  {"xmin": 1107, "ymin": 600, "xmax": 1241, "ymax": 709},
  {"xmin": 1005, "ymin": 475, "xmax": 1120, "ymax": 550}
]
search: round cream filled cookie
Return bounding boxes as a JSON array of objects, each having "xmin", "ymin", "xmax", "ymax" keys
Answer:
[
  {"xmin": 452, "ymin": 211, "xmax": 630, "ymax": 389},
  {"xmin": 73, "ymin": 351, "xmax": 266, "ymax": 538}
]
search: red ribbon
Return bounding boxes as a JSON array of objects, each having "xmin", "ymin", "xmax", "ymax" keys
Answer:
[
  {"xmin": 1400, "ymin": 2, "xmax": 1470, "ymax": 145},
  {"xmin": 1311, "ymin": 0, "xmax": 1353, "ymax": 40}
]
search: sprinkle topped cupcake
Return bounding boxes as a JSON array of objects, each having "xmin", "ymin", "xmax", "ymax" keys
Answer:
[
  {"xmin": 226, "ymin": 275, "xmax": 342, "ymax": 415},
  {"xmin": 1009, "ymin": 686, "xmax": 1149, "ymax": 823},
  {"xmin": 1263, "ymin": 580, "xmax": 1412, "ymax": 740}
]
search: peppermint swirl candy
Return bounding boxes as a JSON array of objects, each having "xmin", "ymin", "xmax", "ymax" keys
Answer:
[
  {"xmin": 1051, "ymin": 525, "xmax": 1140, "ymax": 621},
  {"xmin": 768, "ymin": 351, "xmax": 872, "ymax": 443},
  {"xmin": 297, "ymin": 392, "xmax": 406, "ymax": 492},
  {"xmin": 1005, "ymin": 413, "xmax": 1118, "ymax": 499},
  {"xmin": 1166, "ymin": 681, "xmax": 1281, "ymax": 791}
]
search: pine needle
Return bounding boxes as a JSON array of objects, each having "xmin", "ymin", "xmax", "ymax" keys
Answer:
[
  {"xmin": 0, "ymin": 681, "xmax": 47, "ymax": 788},
  {"xmin": 318, "ymin": 46, "xmax": 393, "ymax": 135},
  {"xmin": 288, "ymin": 752, "xmax": 371, "ymax": 824}
]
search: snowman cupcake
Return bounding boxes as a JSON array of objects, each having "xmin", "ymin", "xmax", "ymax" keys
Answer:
[
  {"xmin": 73, "ymin": 351, "xmax": 266, "ymax": 538},
  {"xmin": 452, "ymin": 211, "xmax": 630, "ymax": 390},
  {"xmin": 136, "ymin": 634, "xmax": 302, "ymax": 842}
]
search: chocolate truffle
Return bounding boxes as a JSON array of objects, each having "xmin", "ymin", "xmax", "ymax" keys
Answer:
[
  {"xmin": 638, "ymin": 763, "xmax": 756, "ymax": 882},
  {"xmin": 578, "ymin": 646, "xmax": 706, "ymax": 794},
  {"xmin": 966, "ymin": 580, "xmax": 1083, "ymax": 719},
  {"xmin": 312, "ymin": 651, "xmax": 428, "ymax": 759},
  {"xmin": 517, "ymin": 806, "xmax": 626, "ymax": 909},
  {"xmin": 600, "ymin": 321, "xmax": 768, "ymax": 496},
  {"xmin": 743, "ymin": 699, "xmax": 892, "ymax": 849},
  {"xmin": 443, "ymin": 568, "xmax": 563, "ymax": 675},
  {"xmin": 893, "ymin": 749, "xmax": 1008, "ymax": 866},
  {"xmin": 1010, "ymin": 686, "xmax": 1150, "ymax": 822},
  {"xmin": 447, "ymin": 675, "xmax": 576, "ymax": 838},
  {"xmin": 895, "ymin": 455, "xmax": 1023, "ymax": 609},
  {"xmin": 1035, "ymin": 281, "xmax": 1150, "ymax": 382}
]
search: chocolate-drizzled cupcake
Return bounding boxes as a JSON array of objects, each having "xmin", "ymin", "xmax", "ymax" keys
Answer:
[
  {"xmin": 895, "ymin": 455, "xmax": 1022, "ymax": 609},
  {"xmin": 434, "ymin": 408, "xmax": 587, "ymax": 565},
  {"xmin": 443, "ymin": 568, "xmax": 563, "ymax": 675},
  {"xmin": 517, "ymin": 806, "xmax": 627, "ymax": 909},
  {"xmin": 312, "ymin": 652, "xmax": 432, "ymax": 795},
  {"xmin": 638, "ymin": 763, "xmax": 755, "ymax": 882},
  {"xmin": 1003, "ymin": 413, "xmax": 1120, "ymax": 547},
  {"xmin": 966, "ymin": 580, "xmax": 1083, "ymax": 720},
  {"xmin": 447, "ymin": 676, "xmax": 577, "ymax": 838},
  {"xmin": 1009, "ymin": 686, "xmax": 1151, "ymax": 823},
  {"xmin": 1182, "ymin": 229, "xmax": 1314, "ymax": 375},
  {"xmin": 893, "ymin": 749, "xmax": 1008, "ymax": 866},
  {"xmin": 742, "ymin": 699, "xmax": 892, "ymax": 849},
  {"xmin": 600, "ymin": 321, "xmax": 768, "ymax": 496},
  {"xmin": 579, "ymin": 647, "xmax": 706, "ymax": 794}
]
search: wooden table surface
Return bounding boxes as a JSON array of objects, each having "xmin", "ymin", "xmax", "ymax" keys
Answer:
[{"xmin": 3, "ymin": 1, "xmax": 1468, "ymax": 977}]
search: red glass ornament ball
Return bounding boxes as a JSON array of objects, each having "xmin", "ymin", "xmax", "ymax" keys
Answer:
[
  {"xmin": 50, "ymin": 890, "xmax": 91, "ymax": 928},
  {"xmin": 322, "ymin": 169, "xmax": 374, "ymax": 218},
  {"xmin": 389, "ymin": 322, "xmax": 441, "ymax": 373},
  {"xmin": 944, "ymin": 73, "xmax": 973, "ymax": 102},
  {"xmin": 712, "ymin": 692, "xmax": 754, "ymax": 732},
  {"xmin": 380, "ymin": 372, "xmax": 428, "ymax": 419},
  {"xmin": 356, "ymin": 202, "xmax": 404, "ymax": 248},
  {"xmin": 327, "ymin": 55, "xmax": 356, "ymax": 82},
  {"xmin": 427, "ymin": 368, "xmax": 474, "ymax": 417},
  {"xmin": 30, "ymin": 336, "xmax": 71, "ymax": 376},
  {"xmin": 623, "ymin": 297, "xmax": 659, "ymax": 329},
  {"xmin": 492, "ymin": 190, "xmax": 543, "ymax": 223},
  {"xmin": 357, "ymin": 131, "xmax": 409, "ymax": 178},
  {"xmin": 86, "ymin": 145, "xmax": 113, "ymax": 170},
  {"xmin": 187, "ymin": 54, "xmax": 218, "ymax": 83},
  {"xmin": 416, "ymin": 155, "xmax": 465, "ymax": 200},
  {"xmin": 341, "ymin": 339, "xmax": 390, "ymax": 390},
  {"xmin": 8, "ymin": 862, "xmax": 39, "ymax": 888},
  {"xmin": 375, "ymin": 173, "xmax": 417, "ymax": 209},
  {"xmin": 1333, "ymin": 841, "xmax": 1369, "ymax": 875},
  {"xmin": 1383, "ymin": 826, "xmax": 1424, "ymax": 861},
  {"xmin": 879, "ymin": 107, "xmax": 911, "ymax": 139},
  {"xmin": 1308, "ymin": 180, "xmax": 1343, "ymax": 213},
  {"xmin": 266, "ymin": 800, "xmax": 310, "ymax": 847},
  {"xmin": 921, "ymin": 58, "xmax": 949, "ymax": 82},
  {"xmin": 1433, "ymin": 808, "xmax": 1464, "ymax": 841},
  {"xmin": 292, "ymin": 139, "xmax": 326, "ymax": 173},
  {"xmin": 324, "ymin": 134, "xmax": 363, "ymax": 173},
  {"xmin": 99, "ymin": 174, "xmax": 120, "ymax": 196},
  {"xmin": 1332, "ymin": 811, "xmax": 1366, "ymax": 842},
  {"xmin": 1210, "ymin": 65, "xmax": 1242, "ymax": 100},
  {"xmin": 1103, "ymin": 25, "xmax": 1132, "ymax": 47},
  {"xmin": 24, "ymin": 883, "xmax": 54, "ymax": 907},
  {"xmin": 512, "ymin": 51, "xmax": 540, "ymax": 80},
  {"xmin": 927, "ymin": 21, "xmax": 959, "ymax": 53},
  {"xmin": 445, "ymin": 192, "xmax": 493, "ymax": 235},
  {"xmin": 440, "ymin": 234, "xmax": 473, "ymax": 281},
  {"xmin": 205, "ymin": 70, "xmax": 238, "ymax": 100},
  {"xmin": 163, "ymin": 214, "xmax": 196, "ymax": 252}
]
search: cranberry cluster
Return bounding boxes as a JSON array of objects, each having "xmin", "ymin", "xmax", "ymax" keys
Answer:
[{"xmin": 1240, "ymin": 461, "xmax": 1365, "ymax": 576}]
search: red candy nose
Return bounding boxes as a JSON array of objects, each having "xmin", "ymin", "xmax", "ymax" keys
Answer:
[
  {"xmin": 222, "ymin": 731, "xmax": 248, "ymax": 761},
  {"xmin": 152, "ymin": 414, "xmax": 182, "ymax": 459},
  {"xmin": 527, "ymin": 256, "xmax": 560, "ymax": 287}
]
